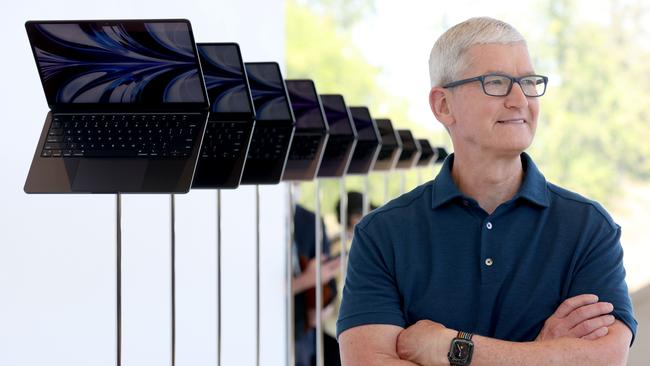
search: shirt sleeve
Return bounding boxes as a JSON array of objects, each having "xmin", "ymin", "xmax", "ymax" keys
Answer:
[
  {"xmin": 567, "ymin": 224, "xmax": 638, "ymax": 344},
  {"xmin": 336, "ymin": 223, "xmax": 405, "ymax": 339}
]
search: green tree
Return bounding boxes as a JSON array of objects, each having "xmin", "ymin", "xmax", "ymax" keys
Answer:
[
  {"xmin": 529, "ymin": 0, "xmax": 650, "ymax": 205},
  {"xmin": 286, "ymin": 0, "xmax": 447, "ymax": 218}
]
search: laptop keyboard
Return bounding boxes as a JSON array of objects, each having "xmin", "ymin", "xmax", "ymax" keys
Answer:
[
  {"xmin": 41, "ymin": 113, "xmax": 202, "ymax": 158},
  {"xmin": 322, "ymin": 136, "xmax": 351, "ymax": 160},
  {"xmin": 201, "ymin": 121, "xmax": 248, "ymax": 160},
  {"xmin": 247, "ymin": 127, "xmax": 291, "ymax": 160},
  {"xmin": 288, "ymin": 135, "xmax": 322, "ymax": 161}
]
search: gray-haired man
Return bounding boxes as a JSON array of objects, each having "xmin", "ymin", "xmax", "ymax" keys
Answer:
[{"xmin": 337, "ymin": 17, "xmax": 636, "ymax": 366}]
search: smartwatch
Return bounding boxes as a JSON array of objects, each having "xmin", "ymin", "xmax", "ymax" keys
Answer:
[{"xmin": 447, "ymin": 331, "xmax": 474, "ymax": 366}]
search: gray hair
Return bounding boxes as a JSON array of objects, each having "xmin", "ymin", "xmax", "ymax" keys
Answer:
[{"xmin": 428, "ymin": 17, "xmax": 527, "ymax": 87}]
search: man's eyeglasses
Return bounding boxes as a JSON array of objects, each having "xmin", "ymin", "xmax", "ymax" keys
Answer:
[{"xmin": 442, "ymin": 73, "xmax": 548, "ymax": 97}]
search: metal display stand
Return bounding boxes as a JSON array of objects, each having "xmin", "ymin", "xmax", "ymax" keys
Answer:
[
  {"xmin": 116, "ymin": 194, "xmax": 122, "ymax": 366},
  {"xmin": 286, "ymin": 184, "xmax": 296, "ymax": 366},
  {"xmin": 363, "ymin": 175, "xmax": 370, "ymax": 216},
  {"xmin": 170, "ymin": 195, "xmax": 177, "ymax": 366},
  {"xmin": 314, "ymin": 180, "xmax": 324, "ymax": 366},
  {"xmin": 339, "ymin": 178, "xmax": 348, "ymax": 283},
  {"xmin": 255, "ymin": 185, "xmax": 261, "ymax": 366},
  {"xmin": 216, "ymin": 190, "xmax": 222, "ymax": 366},
  {"xmin": 384, "ymin": 172, "xmax": 390, "ymax": 203}
]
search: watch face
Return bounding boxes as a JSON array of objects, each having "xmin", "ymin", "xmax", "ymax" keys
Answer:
[{"xmin": 449, "ymin": 339, "xmax": 473, "ymax": 363}]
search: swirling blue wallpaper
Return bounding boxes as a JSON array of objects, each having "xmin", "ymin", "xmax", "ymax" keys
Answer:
[
  {"xmin": 245, "ymin": 63, "xmax": 292, "ymax": 121},
  {"xmin": 286, "ymin": 80, "xmax": 325, "ymax": 129},
  {"xmin": 27, "ymin": 21, "xmax": 207, "ymax": 104},
  {"xmin": 321, "ymin": 95, "xmax": 353, "ymax": 135},
  {"xmin": 197, "ymin": 44, "xmax": 253, "ymax": 114}
]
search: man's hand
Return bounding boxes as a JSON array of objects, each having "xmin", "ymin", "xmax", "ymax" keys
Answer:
[
  {"xmin": 537, "ymin": 294, "xmax": 615, "ymax": 341},
  {"xmin": 292, "ymin": 256, "xmax": 341, "ymax": 294},
  {"xmin": 396, "ymin": 320, "xmax": 456, "ymax": 366}
]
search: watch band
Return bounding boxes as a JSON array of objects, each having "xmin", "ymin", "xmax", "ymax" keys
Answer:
[{"xmin": 457, "ymin": 331, "xmax": 473, "ymax": 341}]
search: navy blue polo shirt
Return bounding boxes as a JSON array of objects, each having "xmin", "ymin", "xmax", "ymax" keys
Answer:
[{"xmin": 337, "ymin": 153, "xmax": 637, "ymax": 342}]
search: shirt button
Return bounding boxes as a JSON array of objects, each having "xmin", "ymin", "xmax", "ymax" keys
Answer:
[
  {"xmin": 486, "ymin": 222, "xmax": 493, "ymax": 230},
  {"xmin": 485, "ymin": 258, "xmax": 494, "ymax": 266}
]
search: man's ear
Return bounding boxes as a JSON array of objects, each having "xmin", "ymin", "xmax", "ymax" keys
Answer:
[{"xmin": 429, "ymin": 87, "xmax": 454, "ymax": 129}]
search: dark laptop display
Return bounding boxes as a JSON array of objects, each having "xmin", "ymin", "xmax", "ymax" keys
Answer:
[
  {"xmin": 416, "ymin": 139, "xmax": 436, "ymax": 167},
  {"xmin": 192, "ymin": 43, "xmax": 255, "ymax": 189},
  {"xmin": 373, "ymin": 119, "xmax": 402, "ymax": 171},
  {"xmin": 240, "ymin": 62, "xmax": 295, "ymax": 184},
  {"xmin": 346, "ymin": 107, "xmax": 381, "ymax": 174},
  {"xmin": 316, "ymin": 94, "xmax": 358, "ymax": 177},
  {"xmin": 435, "ymin": 147, "xmax": 449, "ymax": 163},
  {"xmin": 24, "ymin": 19, "xmax": 209, "ymax": 193},
  {"xmin": 282, "ymin": 79, "xmax": 329, "ymax": 181},
  {"xmin": 395, "ymin": 129, "xmax": 422, "ymax": 169}
]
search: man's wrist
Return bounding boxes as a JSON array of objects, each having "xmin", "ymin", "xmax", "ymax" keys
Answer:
[{"xmin": 436, "ymin": 328, "xmax": 458, "ymax": 366}]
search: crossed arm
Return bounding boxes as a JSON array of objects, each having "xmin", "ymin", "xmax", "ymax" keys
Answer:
[{"xmin": 339, "ymin": 294, "xmax": 632, "ymax": 366}]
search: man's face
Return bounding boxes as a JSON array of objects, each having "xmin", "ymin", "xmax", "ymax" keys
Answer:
[{"xmin": 445, "ymin": 42, "xmax": 539, "ymax": 156}]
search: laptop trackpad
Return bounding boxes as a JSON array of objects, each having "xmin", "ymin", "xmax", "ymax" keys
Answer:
[{"xmin": 72, "ymin": 160, "xmax": 147, "ymax": 193}]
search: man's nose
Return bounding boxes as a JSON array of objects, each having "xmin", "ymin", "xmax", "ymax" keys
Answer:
[{"xmin": 505, "ymin": 82, "xmax": 529, "ymax": 108}]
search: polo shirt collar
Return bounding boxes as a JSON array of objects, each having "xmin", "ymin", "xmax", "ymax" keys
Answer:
[{"xmin": 431, "ymin": 152, "xmax": 550, "ymax": 209}]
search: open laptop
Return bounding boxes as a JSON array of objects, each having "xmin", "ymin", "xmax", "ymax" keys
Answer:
[
  {"xmin": 316, "ymin": 94, "xmax": 358, "ymax": 178},
  {"xmin": 416, "ymin": 139, "xmax": 436, "ymax": 167},
  {"xmin": 346, "ymin": 107, "xmax": 381, "ymax": 175},
  {"xmin": 395, "ymin": 130, "xmax": 422, "ymax": 169},
  {"xmin": 282, "ymin": 79, "xmax": 329, "ymax": 181},
  {"xmin": 435, "ymin": 147, "xmax": 449, "ymax": 163},
  {"xmin": 192, "ymin": 43, "xmax": 255, "ymax": 189},
  {"xmin": 24, "ymin": 19, "xmax": 209, "ymax": 193},
  {"xmin": 240, "ymin": 62, "xmax": 295, "ymax": 184},
  {"xmin": 372, "ymin": 118, "xmax": 403, "ymax": 171}
]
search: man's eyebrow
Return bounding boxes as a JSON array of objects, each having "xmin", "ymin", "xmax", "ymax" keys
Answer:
[{"xmin": 481, "ymin": 70, "xmax": 538, "ymax": 76}]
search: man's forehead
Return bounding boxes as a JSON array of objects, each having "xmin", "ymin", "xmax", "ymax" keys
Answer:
[{"xmin": 461, "ymin": 43, "xmax": 535, "ymax": 76}]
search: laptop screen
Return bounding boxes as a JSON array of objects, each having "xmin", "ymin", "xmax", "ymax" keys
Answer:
[
  {"xmin": 376, "ymin": 119, "xmax": 398, "ymax": 146},
  {"xmin": 245, "ymin": 62, "xmax": 293, "ymax": 122},
  {"xmin": 26, "ymin": 20, "xmax": 208, "ymax": 108},
  {"xmin": 417, "ymin": 139, "xmax": 435, "ymax": 165},
  {"xmin": 285, "ymin": 80, "xmax": 326, "ymax": 129},
  {"xmin": 320, "ymin": 94, "xmax": 354, "ymax": 135},
  {"xmin": 197, "ymin": 43, "xmax": 254, "ymax": 115},
  {"xmin": 398, "ymin": 130, "xmax": 418, "ymax": 156},
  {"xmin": 349, "ymin": 107, "xmax": 377, "ymax": 141}
]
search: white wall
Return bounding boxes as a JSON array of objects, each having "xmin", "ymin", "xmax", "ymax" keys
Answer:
[
  {"xmin": 628, "ymin": 285, "xmax": 649, "ymax": 366},
  {"xmin": 0, "ymin": 1, "xmax": 288, "ymax": 365}
]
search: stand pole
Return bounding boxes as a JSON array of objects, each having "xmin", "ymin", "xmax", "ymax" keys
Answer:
[
  {"xmin": 255, "ymin": 185, "xmax": 261, "ymax": 366},
  {"xmin": 384, "ymin": 172, "xmax": 390, "ymax": 203},
  {"xmin": 363, "ymin": 175, "xmax": 370, "ymax": 216},
  {"xmin": 315, "ymin": 180, "xmax": 323, "ymax": 366},
  {"xmin": 339, "ymin": 179, "xmax": 348, "ymax": 283},
  {"xmin": 116, "ymin": 193, "xmax": 122, "ymax": 366},
  {"xmin": 286, "ymin": 184, "xmax": 295, "ymax": 366},
  {"xmin": 216, "ymin": 190, "xmax": 222, "ymax": 366},
  {"xmin": 170, "ymin": 195, "xmax": 177, "ymax": 366}
]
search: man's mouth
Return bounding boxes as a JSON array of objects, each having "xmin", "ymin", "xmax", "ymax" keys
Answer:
[{"xmin": 497, "ymin": 119, "xmax": 526, "ymax": 124}]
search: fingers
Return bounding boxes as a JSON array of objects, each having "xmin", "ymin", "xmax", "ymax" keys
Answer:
[
  {"xmin": 581, "ymin": 326, "xmax": 609, "ymax": 340},
  {"xmin": 564, "ymin": 301, "xmax": 614, "ymax": 329},
  {"xmin": 570, "ymin": 314, "xmax": 616, "ymax": 338},
  {"xmin": 554, "ymin": 294, "xmax": 599, "ymax": 318}
]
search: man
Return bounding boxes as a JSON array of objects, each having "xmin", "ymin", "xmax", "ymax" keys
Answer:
[{"xmin": 337, "ymin": 17, "xmax": 637, "ymax": 365}]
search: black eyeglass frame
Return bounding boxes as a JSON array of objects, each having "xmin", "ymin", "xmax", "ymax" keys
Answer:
[{"xmin": 442, "ymin": 73, "xmax": 549, "ymax": 97}]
